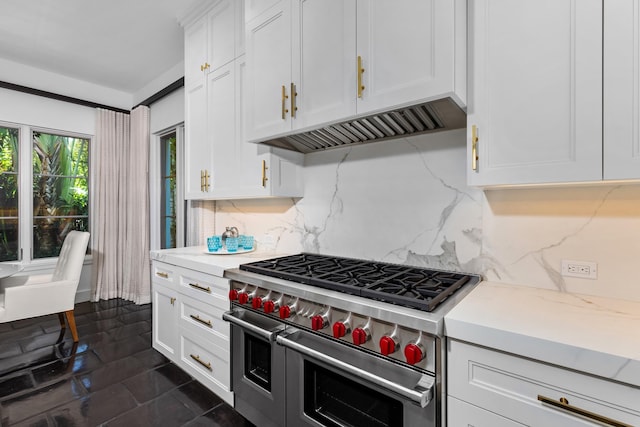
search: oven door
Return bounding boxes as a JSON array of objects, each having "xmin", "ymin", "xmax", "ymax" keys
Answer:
[
  {"xmin": 277, "ymin": 329, "xmax": 436, "ymax": 427},
  {"xmin": 223, "ymin": 308, "xmax": 286, "ymax": 427}
]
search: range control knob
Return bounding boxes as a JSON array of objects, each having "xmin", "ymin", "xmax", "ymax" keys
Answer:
[
  {"xmin": 238, "ymin": 292, "xmax": 251, "ymax": 305},
  {"xmin": 404, "ymin": 343, "xmax": 425, "ymax": 365},
  {"xmin": 279, "ymin": 305, "xmax": 295, "ymax": 319},
  {"xmin": 311, "ymin": 315, "xmax": 328, "ymax": 331},
  {"xmin": 332, "ymin": 321, "xmax": 348, "ymax": 338},
  {"xmin": 228, "ymin": 289, "xmax": 239, "ymax": 301},
  {"xmin": 379, "ymin": 336, "xmax": 399, "ymax": 356},
  {"xmin": 251, "ymin": 297, "xmax": 263, "ymax": 310},
  {"xmin": 263, "ymin": 300, "xmax": 277, "ymax": 314},
  {"xmin": 352, "ymin": 327, "xmax": 370, "ymax": 345}
]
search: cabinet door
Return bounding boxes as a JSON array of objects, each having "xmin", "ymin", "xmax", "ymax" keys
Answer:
[
  {"xmin": 152, "ymin": 283, "xmax": 178, "ymax": 359},
  {"xmin": 356, "ymin": 0, "xmax": 458, "ymax": 114},
  {"xmin": 209, "ymin": 63, "xmax": 238, "ymax": 196},
  {"xmin": 245, "ymin": 0, "xmax": 294, "ymax": 142},
  {"xmin": 184, "ymin": 80, "xmax": 211, "ymax": 199},
  {"xmin": 207, "ymin": 0, "xmax": 236, "ymax": 72},
  {"xmin": 238, "ymin": 57, "xmax": 305, "ymax": 198},
  {"xmin": 467, "ymin": 0, "xmax": 602, "ymax": 186},
  {"xmin": 292, "ymin": 0, "xmax": 356, "ymax": 130},
  {"xmin": 185, "ymin": 15, "xmax": 208, "ymax": 87},
  {"xmin": 604, "ymin": 0, "xmax": 640, "ymax": 180}
]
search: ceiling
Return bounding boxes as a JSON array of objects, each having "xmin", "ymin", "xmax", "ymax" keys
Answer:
[{"xmin": 0, "ymin": 0, "xmax": 210, "ymax": 94}]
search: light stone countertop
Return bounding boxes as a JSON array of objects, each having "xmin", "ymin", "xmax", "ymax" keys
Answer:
[
  {"xmin": 150, "ymin": 246, "xmax": 289, "ymax": 278},
  {"xmin": 444, "ymin": 281, "xmax": 640, "ymax": 387}
]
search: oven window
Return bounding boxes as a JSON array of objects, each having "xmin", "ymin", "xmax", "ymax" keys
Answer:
[
  {"xmin": 303, "ymin": 361, "xmax": 403, "ymax": 427},
  {"xmin": 244, "ymin": 333, "xmax": 271, "ymax": 391}
]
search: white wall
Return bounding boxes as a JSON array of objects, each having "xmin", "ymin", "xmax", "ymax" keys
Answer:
[
  {"xmin": 135, "ymin": 62, "xmax": 185, "ymax": 108},
  {"xmin": 207, "ymin": 129, "xmax": 640, "ymax": 303},
  {"xmin": 0, "ymin": 58, "xmax": 132, "ymax": 110},
  {"xmin": 0, "ymin": 88, "xmax": 95, "ymax": 135},
  {"xmin": 150, "ymin": 87, "xmax": 185, "ymax": 134}
]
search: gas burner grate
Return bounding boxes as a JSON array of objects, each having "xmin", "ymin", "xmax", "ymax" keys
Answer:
[{"xmin": 239, "ymin": 253, "xmax": 480, "ymax": 312}]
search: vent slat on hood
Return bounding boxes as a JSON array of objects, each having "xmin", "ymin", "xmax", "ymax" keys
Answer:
[{"xmin": 259, "ymin": 97, "xmax": 466, "ymax": 153}]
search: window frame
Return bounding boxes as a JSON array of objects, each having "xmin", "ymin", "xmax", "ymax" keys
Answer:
[
  {"xmin": 0, "ymin": 120, "xmax": 92, "ymax": 267},
  {"xmin": 31, "ymin": 128, "xmax": 90, "ymax": 259},
  {"xmin": 150, "ymin": 124, "xmax": 185, "ymax": 251}
]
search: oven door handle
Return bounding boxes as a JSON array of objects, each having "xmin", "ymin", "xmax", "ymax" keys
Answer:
[
  {"xmin": 223, "ymin": 310, "xmax": 284, "ymax": 342},
  {"xmin": 276, "ymin": 334, "xmax": 434, "ymax": 408}
]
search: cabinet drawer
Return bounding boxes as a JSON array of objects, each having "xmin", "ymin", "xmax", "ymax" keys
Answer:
[
  {"xmin": 179, "ymin": 294, "xmax": 230, "ymax": 343},
  {"xmin": 152, "ymin": 262, "xmax": 176, "ymax": 287},
  {"xmin": 179, "ymin": 328, "xmax": 232, "ymax": 404},
  {"xmin": 448, "ymin": 396, "xmax": 525, "ymax": 427},
  {"xmin": 177, "ymin": 267, "xmax": 230, "ymax": 311},
  {"xmin": 448, "ymin": 340, "xmax": 640, "ymax": 426}
]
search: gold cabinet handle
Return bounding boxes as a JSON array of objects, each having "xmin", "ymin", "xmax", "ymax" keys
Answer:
[
  {"xmin": 170, "ymin": 297, "xmax": 176, "ymax": 305},
  {"xmin": 190, "ymin": 314, "xmax": 213, "ymax": 328},
  {"xmin": 200, "ymin": 64, "xmax": 205, "ymax": 72},
  {"xmin": 471, "ymin": 125, "xmax": 479, "ymax": 171},
  {"xmin": 205, "ymin": 170, "xmax": 210, "ymax": 191},
  {"xmin": 281, "ymin": 85, "xmax": 289, "ymax": 119},
  {"xmin": 357, "ymin": 55, "xmax": 365, "ymax": 98},
  {"xmin": 189, "ymin": 283, "xmax": 211, "ymax": 293},
  {"xmin": 205, "ymin": 62, "xmax": 210, "ymax": 70},
  {"xmin": 291, "ymin": 82, "xmax": 298, "ymax": 118},
  {"xmin": 537, "ymin": 395, "xmax": 632, "ymax": 427},
  {"xmin": 156, "ymin": 272, "xmax": 168, "ymax": 279},
  {"xmin": 190, "ymin": 354, "xmax": 212, "ymax": 371},
  {"xmin": 200, "ymin": 170, "xmax": 205, "ymax": 191},
  {"xmin": 261, "ymin": 160, "xmax": 268, "ymax": 188}
]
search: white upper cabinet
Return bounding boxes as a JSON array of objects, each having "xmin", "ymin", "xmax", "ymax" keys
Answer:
[
  {"xmin": 184, "ymin": 79, "xmax": 210, "ymax": 199},
  {"xmin": 292, "ymin": 0, "xmax": 357, "ymax": 130},
  {"xmin": 208, "ymin": 63, "xmax": 238, "ymax": 195},
  {"xmin": 245, "ymin": 0, "xmax": 465, "ymax": 143},
  {"xmin": 467, "ymin": 0, "xmax": 603, "ymax": 187},
  {"xmin": 183, "ymin": 0, "xmax": 304, "ymax": 200},
  {"xmin": 356, "ymin": 0, "xmax": 462, "ymax": 114},
  {"xmin": 604, "ymin": 0, "xmax": 640, "ymax": 180},
  {"xmin": 245, "ymin": 0, "xmax": 293, "ymax": 141},
  {"xmin": 184, "ymin": 0, "xmax": 242, "ymax": 87},
  {"xmin": 184, "ymin": 14, "xmax": 209, "ymax": 86}
]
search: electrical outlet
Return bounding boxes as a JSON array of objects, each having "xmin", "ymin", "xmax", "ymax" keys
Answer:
[{"xmin": 561, "ymin": 260, "xmax": 597, "ymax": 280}]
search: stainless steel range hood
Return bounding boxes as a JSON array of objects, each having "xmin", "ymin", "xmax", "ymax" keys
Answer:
[{"xmin": 257, "ymin": 97, "xmax": 466, "ymax": 153}]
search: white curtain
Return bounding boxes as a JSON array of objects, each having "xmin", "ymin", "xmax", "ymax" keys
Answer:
[{"xmin": 91, "ymin": 106, "xmax": 151, "ymax": 304}]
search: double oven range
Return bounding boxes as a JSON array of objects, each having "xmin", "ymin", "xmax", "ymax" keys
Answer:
[{"xmin": 223, "ymin": 253, "xmax": 481, "ymax": 427}]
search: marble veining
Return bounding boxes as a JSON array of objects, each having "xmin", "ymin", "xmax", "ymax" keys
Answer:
[{"xmin": 191, "ymin": 128, "xmax": 640, "ymax": 302}]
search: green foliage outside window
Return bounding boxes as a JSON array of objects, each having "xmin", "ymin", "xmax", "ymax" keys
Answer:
[{"xmin": 32, "ymin": 132, "xmax": 89, "ymax": 258}]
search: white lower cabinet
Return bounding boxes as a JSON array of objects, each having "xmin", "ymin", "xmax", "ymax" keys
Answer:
[
  {"xmin": 151, "ymin": 260, "xmax": 233, "ymax": 405},
  {"xmin": 447, "ymin": 339, "xmax": 640, "ymax": 426}
]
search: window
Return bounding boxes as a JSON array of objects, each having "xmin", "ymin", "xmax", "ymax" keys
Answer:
[
  {"xmin": 0, "ymin": 126, "xmax": 19, "ymax": 261},
  {"xmin": 160, "ymin": 132, "xmax": 177, "ymax": 249},
  {"xmin": 32, "ymin": 132, "xmax": 89, "ymax": 258},
  {"xmin": 0, "ymin": 123, "xmax": 90, "ymax": 263},
  {"xmin": 151, "ymin": 125, "xmax": 184, "ymax": 250}
]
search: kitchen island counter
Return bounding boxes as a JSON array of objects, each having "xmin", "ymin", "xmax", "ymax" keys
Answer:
[{"xmin": 445, "ymin": 281, "xmax": 640, "ymax": 387}]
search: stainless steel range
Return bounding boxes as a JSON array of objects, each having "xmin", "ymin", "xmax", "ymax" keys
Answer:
[{"xmin": 223, "ymin": 253, "xmax": 481, "ymax": 427}]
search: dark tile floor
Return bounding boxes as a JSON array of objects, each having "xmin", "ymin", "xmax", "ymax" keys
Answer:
[{"xmin": 0, "ymin": 299, "xmax": 254, "ymax": 427}]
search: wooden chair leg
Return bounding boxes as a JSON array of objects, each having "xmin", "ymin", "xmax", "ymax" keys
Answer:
[{"xmin": 64, "ymin": 310, "xmax": 79, "ymax": 343}]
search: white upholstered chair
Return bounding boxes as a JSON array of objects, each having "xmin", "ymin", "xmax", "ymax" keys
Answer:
[{"xmin": 0, "ymin": 230, "xmax": 90, "ymax": 342}]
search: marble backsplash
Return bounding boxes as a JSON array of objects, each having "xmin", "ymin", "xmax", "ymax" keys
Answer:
[{"xmin": 194, "ymin": 129, "xmax": 640, "ymax": 302}]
